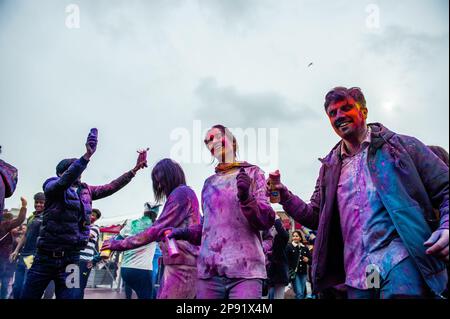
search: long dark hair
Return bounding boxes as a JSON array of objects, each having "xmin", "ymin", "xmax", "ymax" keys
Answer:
[{"xmin": 151, "ymin": 158, "xmax": 186, "ymax": 203}]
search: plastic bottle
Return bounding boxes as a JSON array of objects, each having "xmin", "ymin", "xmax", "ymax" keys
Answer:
[
  {"xmin": 164, "ymin": 230, "xmax": 180, "ymax": 257},
  {"xmin": 269, "ymin": 170, "xmax": 281, "ymax": 203}
]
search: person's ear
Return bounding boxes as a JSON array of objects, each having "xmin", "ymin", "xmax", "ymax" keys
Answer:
[{"xmin": 361, "ymin": 107, "xmax": 368, "ymax": 120}]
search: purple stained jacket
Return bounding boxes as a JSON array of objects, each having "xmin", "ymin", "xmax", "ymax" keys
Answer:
[
  {"xmin": 195, "ymin": 163, "xmax": 275, "ymax": 280},
  {"xmin": 280, "ymin": 123, "xmax": 449, "ymax": 296},
  {"xmin": 39, "ymin": 157, "xmax": 136, "ymax": 251},
  {"xmin": 0, "ymin": 159, "xmax": 18, "ymax": 221},
  {"xmin": 109, "ymin": 185, "xmax": 200, "ymax": 267}
]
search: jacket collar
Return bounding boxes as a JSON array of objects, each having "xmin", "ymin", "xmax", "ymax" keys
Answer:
[{"xmin": 319, "ymin": 123, "xmax": 395, "ymax": 167}]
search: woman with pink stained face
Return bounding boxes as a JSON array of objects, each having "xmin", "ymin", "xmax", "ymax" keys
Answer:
[{"xmin": 169, "ymin": 125, "xmax": 276, "ymax": 299}]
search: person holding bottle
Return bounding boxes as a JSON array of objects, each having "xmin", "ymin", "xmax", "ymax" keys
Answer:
[
  {"xmin": 101, "ymin": 158, "xmax": 200, "ymax": 299},
  {"xmin": 169, "ymin": 125, "xmax": 276, "ymax": 299}
]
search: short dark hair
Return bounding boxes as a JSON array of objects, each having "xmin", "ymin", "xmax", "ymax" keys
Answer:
[
  {"xmin": 428, "ymin": 145, "xmax": 449, "ymax": 167},
  {"xmin": 92, "ymin": 208, "xmax": 101, "ymax": 219},
  {"xmin": 56, "ymin": 158, "xmax": 77, "ymax": 176},
  {"xmin": 324, "ymin": 87, "xmax": 366, "ymax": 111},
  {"xmin": 34, "ymin": 192, "xmax": 45, "ymax": 201},
  {"xmin": 151, "ymin": 159, "xmax": 186, "ymax": 203}
]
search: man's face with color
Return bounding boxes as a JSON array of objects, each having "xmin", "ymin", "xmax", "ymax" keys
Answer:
[
  {"xmin": 34, "ymin": 199, "xmax": 45, "ymax": 213},
  {"xmin": 326, "ymin": 97, "xmax": 368, "ymax": 141}
]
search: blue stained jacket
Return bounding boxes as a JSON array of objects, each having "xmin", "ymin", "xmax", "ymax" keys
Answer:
[{"xmin": 281, "ymin": 123, "xmax": 449, "ymax": 296}]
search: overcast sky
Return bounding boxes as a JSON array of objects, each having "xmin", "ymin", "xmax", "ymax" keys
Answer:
[{"xmin": 1, "ymin": 0, "xmax": 448, "ymax": 223}]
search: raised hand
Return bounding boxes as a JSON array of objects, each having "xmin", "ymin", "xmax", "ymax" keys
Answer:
[
  {"xmin": 20, "ymin": 196, "xmax": 27, "ymax": 208},
  {"xmin": 132, "ymin": 148, "xmax": 149, "ymax": 174},
  {"xmin": 100, "ymin": 239, "xmax": 112, "ymax": 251},
  {"xmin": 236, "ymin": 168, "xmax": 252, "ymax": 201},
  {"xmin": 84, "ymin": 128, "xmax": 98, "ymax": 160},
  {"xmin": 265, "ymin": 173, "xmax": 289, "ymax": 202}
]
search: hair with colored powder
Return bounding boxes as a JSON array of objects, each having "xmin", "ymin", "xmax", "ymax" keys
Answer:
[
  {"xmin": 324, "ymin": 87, "xmax": 366, "ymax": 111},
  {"xmin": 151, "ymin": 158, "xmax": 186, "ymax": 203}
]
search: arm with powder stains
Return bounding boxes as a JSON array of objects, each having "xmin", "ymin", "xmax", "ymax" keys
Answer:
[
  {"xmin": 90, "ymin": 171, "xmax": 136, "ymax": 200},
  {"xmin": 279, "ymin": 172, "xmax": 321, "ymax": 230},
  {"xmin": 105, "ymin": 188, "xmax": 190, "ymax": 251},
  {"xmin": 239, "ymin": 169, "xmax": 276, "ymax": 231},
  {"xmin": 2, "ymin": 197, "xmax": 27, "ymax": 233}
]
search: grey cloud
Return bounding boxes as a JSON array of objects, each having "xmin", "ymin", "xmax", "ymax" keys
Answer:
[
  {"xmin": 364, "ymin": 25, "xmax": 449, "ymax": 65},
  {"xmin": 194, "ymin": 78, "xmax": 318, "ymax": 127}
]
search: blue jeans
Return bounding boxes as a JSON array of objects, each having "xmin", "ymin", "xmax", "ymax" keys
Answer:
[
  {"xmin": 197, "ymin": 276, "xmax": 263, "ymax": 299},
  {"xmin": 12, "ymin": 259, "xmax": 27, "ymax": 299},
  {"xmin": 293, "ymin": 273, "xmax": 307, "ymax": 299},
  {"xmin": 21, "ymin": 252, "xmax": 80, "ymax": 299},
  {"xmin": 346, "ymin": 257, "xmax": 436, "ymax": 299},
  {"xmin": 73, "ymin": 259, "xmax": 93, "ymax": 299},
  {"xmin": 121, "ymin": 268, "xmax": 153, "ymax": 299}
]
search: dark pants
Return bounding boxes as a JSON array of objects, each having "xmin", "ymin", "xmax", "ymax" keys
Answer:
[
  {"xmin": 74, "ymin": 259, "xmax": 93, "ymax": 299},
  {"xmin": 124, "ymin": 282, "xmax": 133, "ymax": 299},
  {"xmin": 121, "ymin": 268, "xmax": 153, "ymax": 299},
  {"xmin": 12, "ymin": 256, "xmax": 55, "ymax": 299},
  {"xmin": 346, "ymin": 257, "xmax": 436, "ymax": 299},
  {"xmin": 21, "ymin": 252, "xmax": 79, "ymax": 299},
  {"xmin": 0, "ymin": 259, "xmax": 15, "ymax": 299}
]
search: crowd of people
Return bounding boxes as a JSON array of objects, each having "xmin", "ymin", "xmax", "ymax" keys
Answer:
[{"xmin": 0, "ymin": 86, "xmax": 448, "ymax": 299}]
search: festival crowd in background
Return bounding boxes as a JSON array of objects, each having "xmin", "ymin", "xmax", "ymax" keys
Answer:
[{"xmin": 0, "ymin": 87, "xmax": 448, "ymax": 299}]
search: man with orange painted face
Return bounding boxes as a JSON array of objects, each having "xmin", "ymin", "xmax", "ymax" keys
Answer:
[{"xmin": 269, "ymin": 87, "xmax": 448, "ymax": 299}]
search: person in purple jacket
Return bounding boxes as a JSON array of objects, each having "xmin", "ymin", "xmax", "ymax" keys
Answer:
[
  {"xmin": 170, "ymin": 125, "xmax": 276, "ymax": 299},
  {"xmin": 0, "ymin": 145, "xmax": 18, "ymax": 223},
  {"xmin": 21, "ymin": 129, "xmax": 148, "ymax": 299},
  {"xmin": 269, "ymin": 87, "xmax": 448, "ymax": 299},
  {"xmin": 101, "ymin": 158, "xmax": 201, "ymax": 299}
]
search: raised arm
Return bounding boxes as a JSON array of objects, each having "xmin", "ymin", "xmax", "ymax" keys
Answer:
[
  {"xmin": 90, "ymin": 149, "xmax": 148, "ymax": 200},
  {"xmin": 45, "ymin": 130, "xmax": 97, "ymax": 195},
  {"xmin": 89, "ymin": 171, "xmax": 136, "ymax": 200},
  {"xmin": 274, "ymin": 217, "xmax": 289, "ymax": 243},
  {"xmin": 3, "ymin": 197, "xmax": 27, "ymax": 233},
  {"xmin": 273, "ymin": 170, "xmax": 322, "ymax": 231}
]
